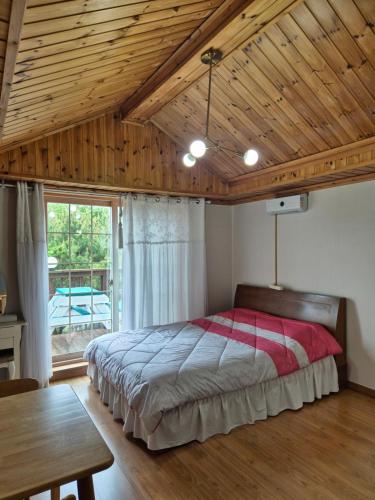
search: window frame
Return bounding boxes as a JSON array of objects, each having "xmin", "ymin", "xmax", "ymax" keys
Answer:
[{"xmin": 45, "ymin": 192, "xmax": 120, "ymax": 365}]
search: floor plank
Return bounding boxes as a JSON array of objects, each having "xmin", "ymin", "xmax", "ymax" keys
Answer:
[{"xmin": 32, "ymin": 377, "xmax": 375, "ymax": 499}]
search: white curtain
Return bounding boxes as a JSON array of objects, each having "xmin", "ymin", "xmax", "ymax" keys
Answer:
[
  {"xmin": 17, "ymin": 182, "xmax": 51, "ymax": 385},
  {"xmin": 121, "ymin": 194, "xmax": 206, "ymax": 330}
]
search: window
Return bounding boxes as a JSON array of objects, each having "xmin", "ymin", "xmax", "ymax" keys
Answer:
[{"xmin": 46, "ymin": 196, "xmax": 116, "ymax": 361}]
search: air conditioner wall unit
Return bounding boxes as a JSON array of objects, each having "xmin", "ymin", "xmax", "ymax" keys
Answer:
[{"xmin": 266, "ymin": 194, "xmax": 308, "ymax": 215}]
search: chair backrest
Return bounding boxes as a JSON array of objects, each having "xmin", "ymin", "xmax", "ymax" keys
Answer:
[{"xmin": 0, "ymin": 378, "xmax": 39, "ymax": 398}]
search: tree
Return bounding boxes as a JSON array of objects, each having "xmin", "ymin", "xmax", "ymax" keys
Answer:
[{"xmin": 47, "ymin": 203, "xmax": 111, "ymax": 270}]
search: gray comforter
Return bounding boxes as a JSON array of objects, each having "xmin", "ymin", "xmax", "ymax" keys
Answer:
[{"xmin": 84, "ymin": 319, "xmax": 287, "ymax": 432}]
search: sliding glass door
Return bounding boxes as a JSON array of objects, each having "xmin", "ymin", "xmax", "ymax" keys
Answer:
[{"xmin": 46, "ymin": 197, "xmax": 116, "ymax": 361}]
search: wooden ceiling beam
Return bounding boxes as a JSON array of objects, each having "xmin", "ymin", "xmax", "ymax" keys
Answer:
[
  {"xmin": 228, "ymin": 137, "xmax": 375, "ymax": 199},
  {"xmin": 0, "ymin": 0, "xmax": 27, "ymax": 138},
  {"xmin": 120, "ymin": 0, "xmax": 302, "ymax": 122}
]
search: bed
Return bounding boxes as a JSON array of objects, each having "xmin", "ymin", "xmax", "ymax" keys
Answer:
[{"xmin": 84, "ymin": 284, "xmax": 347, "ymax": 450}]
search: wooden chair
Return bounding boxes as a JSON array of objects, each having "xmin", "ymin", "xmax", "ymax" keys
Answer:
[
  {"xmin": 0, "ymin": 379, "xmax": 76, "ymax": 500},
  {"xmin": 0, "ymin": 377, "xmax": 39, "ymax": 398}
]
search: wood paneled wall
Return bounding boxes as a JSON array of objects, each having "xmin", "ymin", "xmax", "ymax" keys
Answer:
[{"xmin": 0, "ymin": 112, "xmax": 228, "ymax": 198}]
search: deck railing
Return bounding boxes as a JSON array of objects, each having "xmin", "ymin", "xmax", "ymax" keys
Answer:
[{"xmin": 48, "ymin": 268, "xmax": 110, "ymax": 295}]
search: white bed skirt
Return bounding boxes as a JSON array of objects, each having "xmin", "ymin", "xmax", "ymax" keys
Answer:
[{"xmin": 87, "ymin": 356, "xmax": 339, "ymax": 450}]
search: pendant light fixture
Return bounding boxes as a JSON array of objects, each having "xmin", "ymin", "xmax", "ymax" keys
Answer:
[{"xmin": 183, "ymin": 48, "xmax": 259, "ymax": 168}]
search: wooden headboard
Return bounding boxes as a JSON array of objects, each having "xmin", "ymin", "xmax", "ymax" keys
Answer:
[{"xmin": 234, "ymin": 284, "xmax": 347, "ymax": 387}]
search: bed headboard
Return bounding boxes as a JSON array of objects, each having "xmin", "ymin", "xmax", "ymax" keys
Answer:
[{"xmin": 234, "ymin": 284, "xmax": 347, "ymax": 387}]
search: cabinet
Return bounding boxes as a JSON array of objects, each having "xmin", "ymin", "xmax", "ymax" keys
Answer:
[{"xmin": 0, "ymin": 321, "xmax": 24, "ymax": 379}]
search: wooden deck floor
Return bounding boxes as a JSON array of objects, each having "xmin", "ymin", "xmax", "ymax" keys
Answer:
[{"xmin": 33, "ymin": 377, "xmax": 375, "ymax": 500}]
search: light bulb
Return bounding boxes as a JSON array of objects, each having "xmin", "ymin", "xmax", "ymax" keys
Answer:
[
  {"xmin": 189, "ymin": 139, "xmax": 207, "ymax": 158},
  {"xmin": 243, "ymin": 149, "xmax": 259, "ymax": 166},
  {"xmin": 183, "ymin": 153, "xmax": 197, "ymax": 167}
]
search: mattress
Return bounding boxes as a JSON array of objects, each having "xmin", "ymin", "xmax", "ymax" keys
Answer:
[{"xmin": 84, "ymin": 307, "xmax": 341, "ymax": 448}]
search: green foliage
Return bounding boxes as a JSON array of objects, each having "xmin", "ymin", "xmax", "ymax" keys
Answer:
[{"xmin": 47, "ymin": 203, "xmax": 111, "ymax": 269}]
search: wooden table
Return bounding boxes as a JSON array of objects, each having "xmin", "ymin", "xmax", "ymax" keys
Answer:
[{"xmin": 0, "ymin": 384, "xmax": 114, "ymax": 500}]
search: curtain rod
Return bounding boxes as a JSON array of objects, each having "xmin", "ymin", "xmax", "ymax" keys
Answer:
[{"xmin": 1, "ymin": 181, "xmax": 212, "ymax": 204}]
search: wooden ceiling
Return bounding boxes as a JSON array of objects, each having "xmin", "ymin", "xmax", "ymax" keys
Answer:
[
  {"xmin": 150, "ymin": 0, "xmax": 375, "ymax": 179},
  {"xmin": 0, "ymin": 0, "xmax": 226, "ymax": 147},
  {"xmin": 0, "ymin": 0, "xmax": 374, "ymax": 202}
]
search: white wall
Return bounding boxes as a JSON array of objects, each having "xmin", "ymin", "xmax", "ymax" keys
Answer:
[
  {"xmin": 232, "ymin": 180, "xmax": 375, "ymax": 390},
  {"xmin": 0, "ymin": 187, "xmax": 19, "ymax": 313},
  {"xmin": 206, "ymin": 204, "xmax": 233, "ymax": 314}
]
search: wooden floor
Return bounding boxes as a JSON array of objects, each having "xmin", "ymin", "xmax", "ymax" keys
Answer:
[{"xmin": 33, "ymin": 377, "xmax": 375, "ymax": 500}]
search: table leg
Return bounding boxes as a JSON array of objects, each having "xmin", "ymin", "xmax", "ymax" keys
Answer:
[{"xmin": 77, "ymin": 475, "xmax": 95, "ymax": 500}]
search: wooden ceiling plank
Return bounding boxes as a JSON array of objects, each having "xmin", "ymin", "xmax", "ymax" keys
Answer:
[
  {"xmin": 238, "ymin": 44, "xmax": 331, "ymax": 151},
  {"xmin": 207, "ymin": 72, "xmax": 297, "ymax": 161},
  {"xmin": 17, "ymin": 18, "xmax": 200, "ymax": 63},
  {"xmin": 153, "ymin": 100, "xmax": 247, "ymax": 178},
  {"xmin": 222, "ymin": 55, "xmax": 319, "ymax": 156},
  {"xmin": 8, "ymin": 70, "xmax": 151, "ymax": 108},
  {"xmin": 18, "ymin": 8, "xmax": 213, "ymax": 53},
  {"xmin": 7, "ymin": 71, "xmax": 151, "ymax": 111},
  {"xmin": 16, "ymin": 24, "xmax": 196, "ymax": 70},
  {"xmin": 246, "ymin": 37, "xmax": 343, "ymax": 148},
  {"xmin": 306, "ymin": 0, "xmax": 375, "ymax": 100},
  {"xmin": 179, "ymin": 87, "xmax": 272, "ymax": 172},
  {"xmin": 4, "ymin": 91, "xmax": 129, "ymax": 130},
  {"xmin": 13, "ymin": 44, "xmax": 176, "ymax": 84},
  {"xmin": 186, "ymin": 82, "xmax": 284, "ymax": 167},
  {"xmin": 330, "ymin": 0, "xmax": 375, "ymax": 69},
  {"xmin": 0, "ymin": 1, "xmax": 11, "ymax": 24},
  {"xmin": 292, "ymin": 3, "xmax": 375, "ymax": 129},
  {"xmin": 22, "ymin": 1, "xmax": 220, "ymax": 38},
  {"xmin": 7, "ymin": 91, "xmax": 136, "ymax": 124},
  {"xmin": 10, "ymin": 56, "xmax": 160, "ymax": 96},
  {"xmin": 24, "ymin": 0, "xmax": 221, "ymax": 24},
  {"xmin": 121, "ymin": 0, "xmax": 302, "ymax": 121},
  {"xmin": 0, "ymin": 20, "xmax": 9, "ymax": 40},
  {"xmin": 6, "ymin": 81, "xmax": 145, "ymax": 121},
  {"xmin": 6, "ymin": 89, "xmax": 128, "ymax": 122},
  {"xmin": 278, "ymin": 13, "xmax": 374, "ymax": 139},
  {"xmin": 216, "ymin": 60, "xmax": 319, "ymax": 158},
  {"xmin": 252, "ymin": 31, "xmax": 354, "ymax": 147},
  {"xmin": 3, "ymin": 98, "xmax": 125, "ymax": 136},
  {"xmin": 266, "ymin": 23, "xmax": 365, "ymax": 143},
  {"xmin": 0, "ymin": 0, "xmax": 27, "ymax": 138},
  {"xmin": 14, "ymin": 33, "xmax": 189, "ymax": 81},
  {"xmin": 15, "ymin": 38, "xmax": 184, "ymax": 83},
  {"xmin": 11, "ymin": 47, "xmax": 174, "ymax": 94},
  {"xmin": 151, "ymin": 113, "xmax": 236, "ymax": 179}
]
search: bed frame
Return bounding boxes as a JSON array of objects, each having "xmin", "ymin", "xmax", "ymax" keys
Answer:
[{"xmin": 234, "ymin": 284, "xmax": 347, "ymax": 388}]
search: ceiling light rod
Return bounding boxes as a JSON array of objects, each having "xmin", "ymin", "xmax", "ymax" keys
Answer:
[
  {"xmin": 204, "ymin": 47, "xmax": 220, "ymax": 139},
  {"xmin": 205, "ymin": 139, "xmax": 245, "ymax": 158},
  {"xmin": 182, "ymin": 47, "xmax": 259, "ymax": 168}
]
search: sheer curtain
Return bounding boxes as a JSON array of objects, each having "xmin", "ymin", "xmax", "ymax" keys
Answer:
[
  {"xmin": 121, "ymin": 194, "xmax": 206, "ymax": 330},
  {"xmin": 17, "ymin": 182, "xmax": 51, "ymax": 385}
]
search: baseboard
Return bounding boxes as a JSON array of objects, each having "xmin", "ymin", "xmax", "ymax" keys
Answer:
[
  {"xmin": 50, "ymin": 361, "xmax": 88, "ymax": 382},
  {"xmin": 348, "ymin": 381, "xmax": 375, "ymax": 398}
]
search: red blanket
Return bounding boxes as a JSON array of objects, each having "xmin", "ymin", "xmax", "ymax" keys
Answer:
[{"xmin": 191, "ymin": 308, "xmax": 342, "ymax": 377}]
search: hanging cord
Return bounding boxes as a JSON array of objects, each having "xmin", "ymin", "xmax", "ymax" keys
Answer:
[
  {"xmin": 268, "ymin": 214, "xmax": 283, "ymax": 291},
  {"xmin": 274, "ymin": 214, "xmax": 278, "ymax": 286}
]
